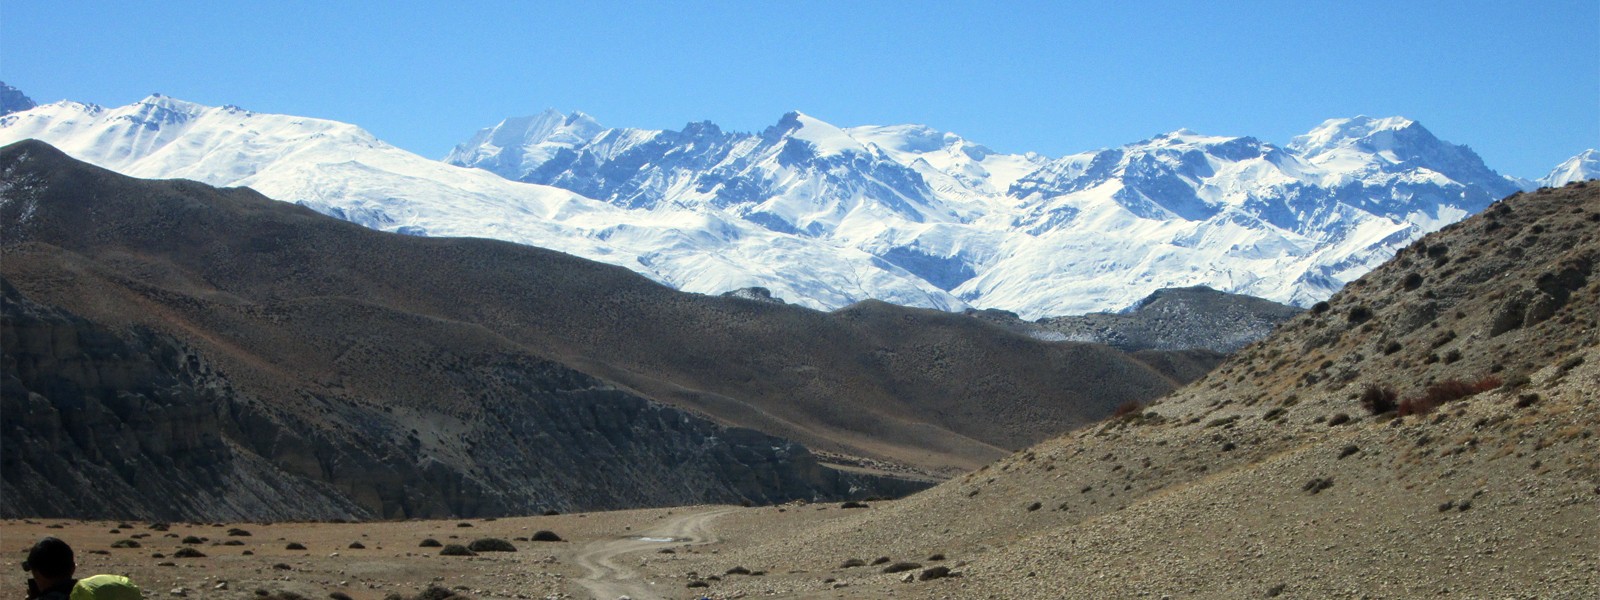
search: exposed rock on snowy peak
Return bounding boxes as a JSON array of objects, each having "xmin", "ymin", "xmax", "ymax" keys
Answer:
[
  {"xmin": 1287, "ymin": 116, "xmax": 1522, "ymax": 228},
  {"xmin": 443, "ymin": 108, "xmax": 604, "ymax": 181},
  {"xmin": 0, "ymin": 82, "xmax": 35, "ymax": 116},
  {"xmin": 1540, "ymin": 149, "xmax": 1600, "ymax": 187}
]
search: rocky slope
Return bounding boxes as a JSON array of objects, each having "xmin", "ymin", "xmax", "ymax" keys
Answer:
[
  {"xmin": 645, "ymin": 181, "xmax": 1600, "ymax": 598},
  {"xmin": 0, "ymin": 140, "xmax": 1196, "ymax": 519},
  {"xmin": 0, "ymin": 81, "xmax": 34, "ymax": 116},
  {"xmin": 969, "ymin": 285, "xmax": 1302, "ymax": 353}
]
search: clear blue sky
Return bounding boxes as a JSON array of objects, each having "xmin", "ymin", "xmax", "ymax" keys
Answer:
[{"xmin": 3, "ymin": 1, "xmax": 1595, "ymax": 178}]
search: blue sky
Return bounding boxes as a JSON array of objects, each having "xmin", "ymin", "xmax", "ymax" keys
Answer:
[{"xmin": 3, "ymin": 1, "xmax": 1595, "ymax": 178}]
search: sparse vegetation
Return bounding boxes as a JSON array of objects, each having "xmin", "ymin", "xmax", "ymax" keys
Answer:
[
  {"xmin": 1514, "ymin": 393, "xmax": 1541, "ymax": 409},
  {"xmin": 529, "ymin": 530, "xmax": 563, "ymax": 542},
  {"xmin": 437, "ymin": 544, "xmax": 475, "ymax": 557},
  {"xmin": 467, "ymin": 538, "xmax": 516, "ymax": 552},
  {"xmin": 1347, "ymin": 305, "xmax": 1373, "ymax": 324},
  {"xmin": 1398, "ymin": 377, "xmax": 1501, "ymax": 417},
  {"xmin": 1402, "ymin": 272, "xmax": 1423, "ymax": 290},
  {"xmin": 381, "ymin": 586, "xmax": 472, "ymax": 600},
  {"xmin": 418, "ymin": 538, "xmax": 442, "ymax": 548},
  {"xmin": 882, "ymin": 561, "xmax": 922, "ymax": 574},
  {"xmin": 1301, "ymin": 478, "xmax": 1333, "ymax": 494},
  {"xmin": 1361, "ymin": 384, "xmax": 1399, "ymax": 415},
  {"xmin": 1110, "ymin": 399, "xmax": 1144, "ymax": 420}
]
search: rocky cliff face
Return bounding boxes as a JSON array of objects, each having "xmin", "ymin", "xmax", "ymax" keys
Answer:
[
  {"xmin": 1, "ymin": 278, "xmax": 923, "ymax": 520},
  {"xmin": 1, "ymin": 279, "xmax": 364, "ymax": 519}
]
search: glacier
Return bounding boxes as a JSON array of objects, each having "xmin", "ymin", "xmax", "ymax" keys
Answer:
[{"xmin": 0, "ymin": 90, "xmax": 1567, "ymax": 318}]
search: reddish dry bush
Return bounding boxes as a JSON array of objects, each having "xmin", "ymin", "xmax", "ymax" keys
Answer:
[
  {"xmin": 1110, "ymin": 400, "xmax": 1144, "ymax": 420},
  {"xmin": 1472, "ymin": 376, "xmax": 1503, "ymax": 393},
  {"xmin": 1397, "ymin": 377, "xmax": 1502, "ymax": 417}
]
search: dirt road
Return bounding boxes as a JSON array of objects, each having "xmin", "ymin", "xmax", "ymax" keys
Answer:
[{"xmin": 572, "ymin": 506, "xmax": 740, "ymax": 600}]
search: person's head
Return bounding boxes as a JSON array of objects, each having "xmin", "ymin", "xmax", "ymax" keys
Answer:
[{"xmin": 23, "ymin": 536, "xmax": 75, "ymax": 587}]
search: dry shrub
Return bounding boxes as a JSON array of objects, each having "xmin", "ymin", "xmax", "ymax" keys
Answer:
[
  {"xmin": 1110, "ymin": 400, "xmax": 1143, "ymax": 420},
  {"xmin": 1398, "ymin": 377, "xmax": 1501, "ymax": 417},
  {"xmin": 1360, "ymin": 384, "xmax": 1398, "ymax": 415}
]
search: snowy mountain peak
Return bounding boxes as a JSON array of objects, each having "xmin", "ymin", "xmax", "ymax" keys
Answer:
[
  {"xmin": 1285, "ymin": 115, "xmax": 1519, "ymax": 207},
  {"xmin": 443, "ymin": 108, "xmax": 604, "ymax": 178},
  {"xmin": 1540, "ymin": 149, "xmax": 1600, "ymax": 187},
  {"xmin": 758, "ymin": 111, "xmax": 866, "ymax": 156},
  {"xmin": 1288, "ymin": 115, "xmax": 1425, "ymax": 158},
  {"xmin": 126, "ymin": 93, "xmax": 207, "ymax": 125},
  {"xmin": 1143, "ymin": 128, "xmax": 1257, "ymax": 150}
]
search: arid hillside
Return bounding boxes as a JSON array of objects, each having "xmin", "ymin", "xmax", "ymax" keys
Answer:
[
  {"xmin": 0, "ymin": 140, "xmax": 1199, "ymax": 519},
  {"xmin": 640, "ymin": 181, "xmax": 1600, "ymax": 598}
]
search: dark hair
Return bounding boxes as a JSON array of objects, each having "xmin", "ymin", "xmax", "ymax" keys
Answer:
[{"xmin": 23, "ymin": 537, "xmax": 74, "ymax": 579}]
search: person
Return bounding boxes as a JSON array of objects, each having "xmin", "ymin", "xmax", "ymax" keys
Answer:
[{"xmin": 22, "ymin": 537, "xmax": 76, "ymax": 600}]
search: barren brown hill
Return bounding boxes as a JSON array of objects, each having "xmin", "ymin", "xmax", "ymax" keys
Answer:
[
  {"xmin": 0, "ymin": 140, "xmax": 1192, "ymax": 519},
  {"xmin": 633, "ymin": 181, "xmax": 1599, "ymax": 598}
]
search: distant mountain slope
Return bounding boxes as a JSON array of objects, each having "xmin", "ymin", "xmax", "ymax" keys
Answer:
[
  {"xmin": 679, "ymin": 181, "xmax": 1600, "ymax": 598},
  {"xmin": 0, "ymin": 140, "xmax": 1193, "ymax": 519},
  {"xmin": 0, "ymin": 88, "xmax": 1540, "ymax": 318},
  {"xmin": 970, "ymin": 285, "xmax": 1302, "ymax": 353}
]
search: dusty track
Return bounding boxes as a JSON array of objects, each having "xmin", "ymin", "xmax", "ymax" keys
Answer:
[{"xmin": 573, "ymin": 506, "xmax": 740, "ymax": 599}]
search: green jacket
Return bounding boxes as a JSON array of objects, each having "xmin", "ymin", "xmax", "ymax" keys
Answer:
[{"xmin": 70, "ymin": 575, "xmax": 142, "ymax": 600}]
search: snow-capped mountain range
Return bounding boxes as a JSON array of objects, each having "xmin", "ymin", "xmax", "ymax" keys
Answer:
[{"xmin": 2, "ymin": 86, "xmax": 1592, "ymax": 317}]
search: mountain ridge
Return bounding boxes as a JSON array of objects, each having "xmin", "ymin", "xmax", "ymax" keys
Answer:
[{"xmin": 2, "ymin": 85, "xmax": 1590, "ymax": 319}]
